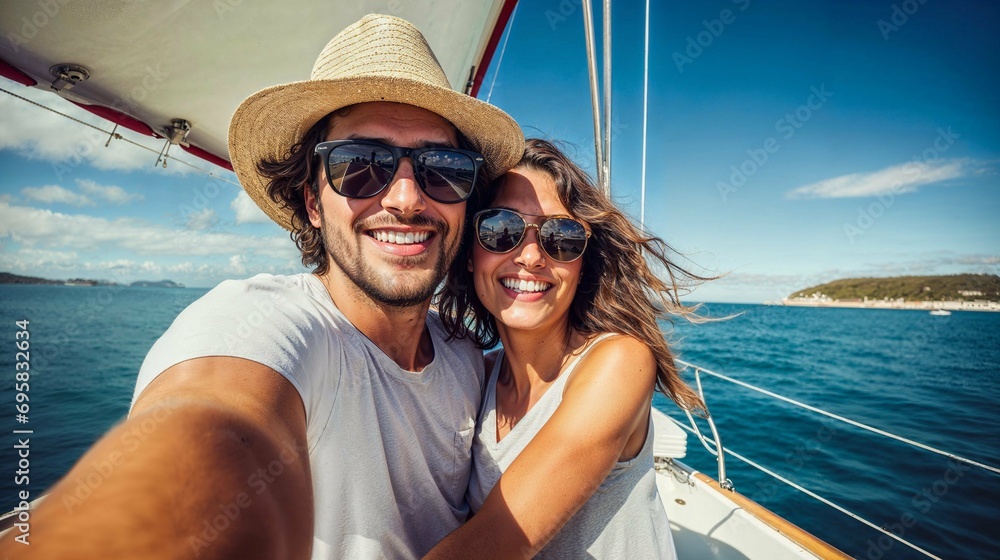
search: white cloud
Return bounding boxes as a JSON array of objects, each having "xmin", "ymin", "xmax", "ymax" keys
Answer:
[
  {"xmin": 77, "ymin": 179, "xmax": 144, "ymax": 204},
  {"xmin": 0, "ymin": 248, "xmax": 80, "ymax": 271},
  {"xmin": 231, "ymin": 191, "xmax": 272, "ymax": 224},
  {"xmin": 0, "ymin": 200, "xmax": 297, "ymax": 259},
  {"xmin": 20, "ymin": 180, "xmax": 143, "ymax": 208},
  {"xmin": 859, "ymin": 254, "xmax": 1000, "ymax": 277},
  {"xmin": 0, "ymin": 247, "xmax": 306, "ymax": 288},
  {"xmin": 21, "ymin": 185, "xmax": 94, "ymax": 207},
  {"xmin": 706, "ymin": 270, "xmax": 841, "ymax": 302},
  {"xmin": 227, "ymin": 254, "xmax": 247, "ymax": 275},
  {"xmin": 185, "ymin": 207, "xmax": 218, "ymax": 230},
  {"xmin": 170, "ymin": 262, "xmax": 195, "ymax": 274},
  {"xmin": 786, "ymin": 159, "xmax": 971, "ymax": 199}
]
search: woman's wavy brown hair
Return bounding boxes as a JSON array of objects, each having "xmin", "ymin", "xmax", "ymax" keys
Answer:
[{"xmin": 439, "ymin": 138, "xmax": 711, "ymax": 413}]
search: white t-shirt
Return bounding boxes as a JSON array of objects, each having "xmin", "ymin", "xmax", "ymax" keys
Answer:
[{"xmin": 131, "ymin": 273, "xmax": 484, "ymax": 559}]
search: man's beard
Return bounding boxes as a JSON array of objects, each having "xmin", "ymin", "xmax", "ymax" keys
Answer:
[{"xmin": 320, "ymin": 208, "xmax": 459, "ymax": 308}]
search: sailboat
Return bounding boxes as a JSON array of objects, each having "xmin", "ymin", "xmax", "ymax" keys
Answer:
[{"xmin": 2, "ymin": 2, "xmax": 992, "ymax": 558}]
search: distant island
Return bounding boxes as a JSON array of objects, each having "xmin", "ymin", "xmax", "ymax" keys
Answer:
[
  {"xmin": 129, "ymin": 280, "xmax": 185, "ymax": 288},
  {"xmin": 782, "ymin": 274, "xmax": 1000, "ymax": 312},
  {"xmin": 0, "ymin": 272, "xmax": 184, "ymax": 288},
  {"xmin": 0, "ymin": 272, "xmax": 63, "ymax": 285}
]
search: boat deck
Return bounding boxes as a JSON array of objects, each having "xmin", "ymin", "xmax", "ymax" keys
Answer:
[{"xmin": 651, "ymin": 409, "xmax": 849, "ymax": 559}]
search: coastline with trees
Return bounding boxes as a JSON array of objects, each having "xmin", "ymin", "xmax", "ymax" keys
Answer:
[{"xmin": 780, "ymin": 274, "xmax": 1000, "ymax": 312}]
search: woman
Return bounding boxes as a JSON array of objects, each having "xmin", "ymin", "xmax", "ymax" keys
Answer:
[{"xmin": 429, "ymin": 139, "xmax": 710, "ymax": 559}]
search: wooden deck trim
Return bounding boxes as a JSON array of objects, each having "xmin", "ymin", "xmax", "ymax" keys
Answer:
[{"xmin": 693, "ymin": 472, "xmax": 852, "ymax": 560}]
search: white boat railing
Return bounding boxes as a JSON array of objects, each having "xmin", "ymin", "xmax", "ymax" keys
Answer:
[
  {"xmin": 677, "ymin": 359, "xmax": 1000, "ymax": 476},
  {"xmin": 682, "ymin": 370, "xmax": 733, "ymax": 491},
  {"xmin": 672, "ymin": 358, "xmax": 1000, "ymax": 560}
]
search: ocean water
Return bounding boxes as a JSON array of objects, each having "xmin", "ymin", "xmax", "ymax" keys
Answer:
[
  {"xmin": 1, "ymin": 286, "xmax": 997, "ymax": 558},
  {"xmin": 0, "ymin": 285, "xmax": 207, "ymax": 495},
  {"xmin": 662, "ymin": 303, "xmax": 1000, "ymax": 560}
]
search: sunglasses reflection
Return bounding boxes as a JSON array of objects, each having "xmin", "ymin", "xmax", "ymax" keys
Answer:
[
  {"xmin": 476, "ymin": 209, "xmax": 589, "ymax": 262},
  {"xmin": 322, "ymin": 140, "xmax": 478, "ymax": 202}
]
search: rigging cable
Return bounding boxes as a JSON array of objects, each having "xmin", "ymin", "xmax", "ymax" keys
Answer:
[
  {"xmin": 640, "ymin": 0, "xmax": 649, "ymax": 230},
  {"xmin": 0, "ymin": 86, "xmax": 241, "ymax": 187},
  {"xmin": 486, "ymin": 2, "xmax": 518, "ymax": 104}
]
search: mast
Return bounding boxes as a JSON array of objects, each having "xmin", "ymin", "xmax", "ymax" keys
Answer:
[
  {"xmin": 601, "ymin": 0, "xmax": 612, "ymax": 196},
  {"xmin": 581, "ymin": 0, "xmax": 606, "ymax": 195},
  {"xmin": 641, "ymin": 0, "xmax": 650, "ymax": 230}
]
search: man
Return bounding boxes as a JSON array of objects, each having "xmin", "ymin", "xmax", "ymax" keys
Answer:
[{"xmin": 1, "ymin": 14, "xmax": 522, "ymax": 559}]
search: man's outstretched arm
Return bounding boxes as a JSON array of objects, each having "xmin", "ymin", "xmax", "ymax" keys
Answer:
[{"xmin": 0, "ymin": 357, "xmax": 313, "ymax": 559}]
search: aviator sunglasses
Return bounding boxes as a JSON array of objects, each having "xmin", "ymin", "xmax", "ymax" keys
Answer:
[
  {"xmin": 314, "ymin": 139, "xmax": 485, "ymax": 203},
  {"xmin": 474, "ymin": 208, "xmax": 591, "ymax": 263}
]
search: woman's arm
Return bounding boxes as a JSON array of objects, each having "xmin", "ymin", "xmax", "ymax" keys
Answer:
[{"xmin": 425, "ymin": 335, "xmax": 655, "ymax": 559}]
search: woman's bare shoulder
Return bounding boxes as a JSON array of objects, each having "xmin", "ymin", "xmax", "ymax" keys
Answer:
[
  {"xmin": 588, "ymin": 333, "xmax": 653, "ymax": 362},
  {"xmin": 571, "ymin": 333, "xmax": 655, "ymax": 386}
]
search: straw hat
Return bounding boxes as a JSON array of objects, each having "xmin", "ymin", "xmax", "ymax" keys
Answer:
[{"xmin": 229, "ymin": 14, "xmax": 524, "ymax": 230}]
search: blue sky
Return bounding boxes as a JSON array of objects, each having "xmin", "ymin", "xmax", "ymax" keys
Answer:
[{"xmin": 1, "ymin": 0, "xmax": 997, "ymax": 302}]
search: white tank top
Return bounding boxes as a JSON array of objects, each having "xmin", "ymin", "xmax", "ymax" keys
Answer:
[{"xmin": 467, "ymin": 334, "xmax": 678, "ymax": 559}]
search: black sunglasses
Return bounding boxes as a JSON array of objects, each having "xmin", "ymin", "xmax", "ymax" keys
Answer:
[
  {"xmin": 314, "ymin": 140, "xmax": 484, "ymax": 204},
  {"xmin": 474, "ymin": 208, "xmax": 591, "ymax": 263}
]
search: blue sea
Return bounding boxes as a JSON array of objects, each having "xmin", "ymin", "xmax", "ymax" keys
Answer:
[{"xmin": 1, "ymin": 285, "xmax": 997, "ymax": 559}]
